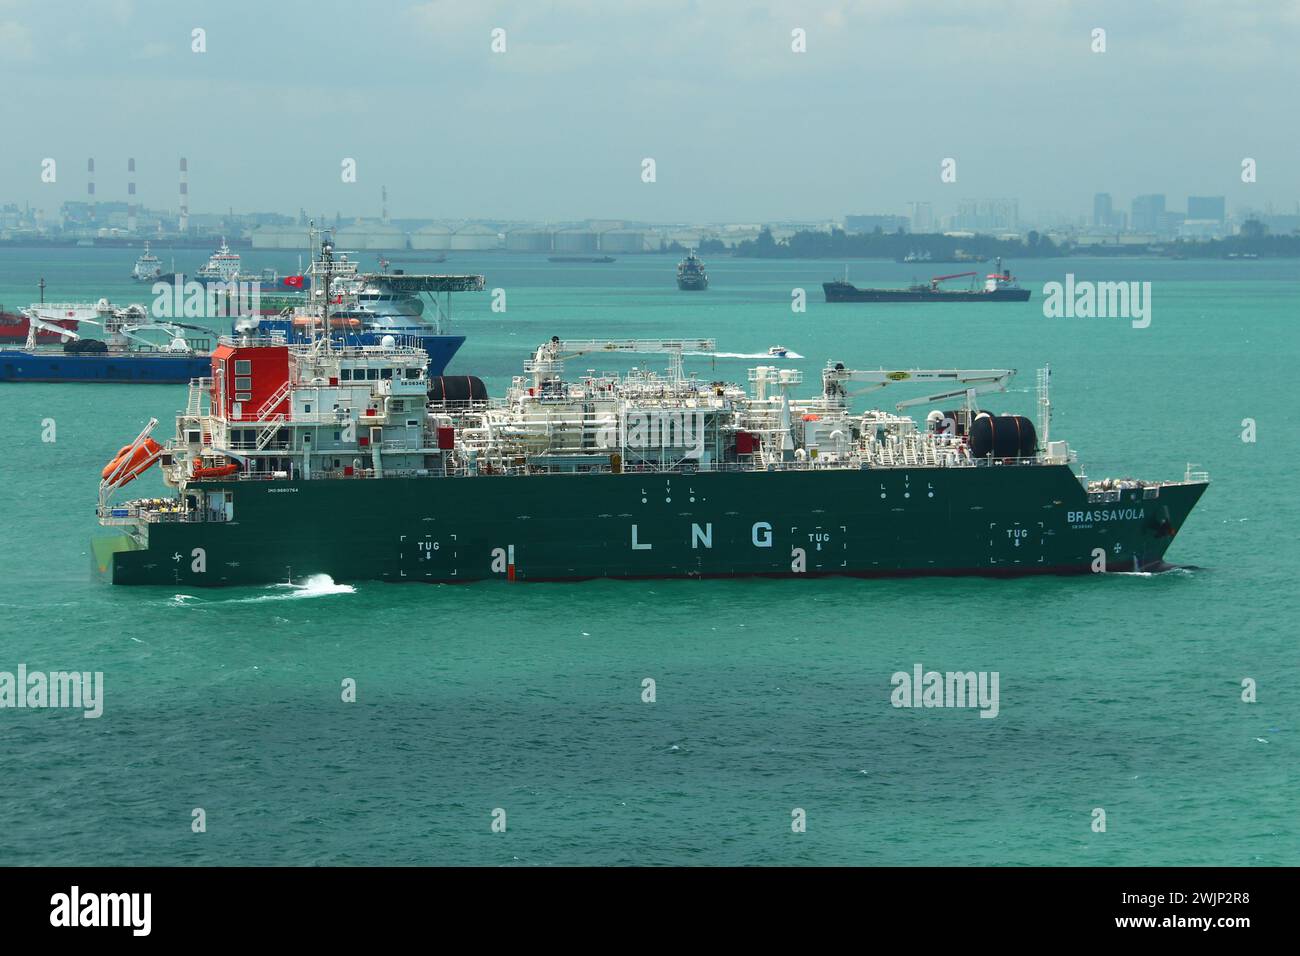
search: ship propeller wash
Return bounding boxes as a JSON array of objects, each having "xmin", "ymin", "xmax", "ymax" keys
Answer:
[{"xmin": 93, "ymin": 332, "xmax": 1208, "ymax": 585}]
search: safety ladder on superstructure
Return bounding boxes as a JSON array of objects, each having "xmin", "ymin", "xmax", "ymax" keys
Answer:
[
  {"xmin": 252, "ymin": 381, "xmax": 292, "ymax": 452},
  {"xmin": 186, "ymin": 378, "xmax": 210, "ymax": 417}
]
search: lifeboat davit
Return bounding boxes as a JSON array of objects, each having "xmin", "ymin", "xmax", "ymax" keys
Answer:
[
  {"xmin": 191, "ymin": 460, "xmax": 240, "ymax": 480},
  {"xmin": 101, "ymin": 438, "xmax": 164, "ymax": 483}
]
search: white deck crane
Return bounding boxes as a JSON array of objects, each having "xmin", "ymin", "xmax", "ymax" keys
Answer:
[
  {"xmin": 22, "ymin": 304, "xmax": 208, "ymax": 353},
  {"xmin": 20, "ymin": 310, "xmax": 83, "ymax": 349},
  {"xmin": 820, "ymin": 363, "xmax": 1015, "ymax": 412}
]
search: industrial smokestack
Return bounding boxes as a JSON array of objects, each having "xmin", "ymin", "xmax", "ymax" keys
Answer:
[
  {"xmin": 87, "ymin": 158, "xmax": 95, "ymax": 223},
  {"xmin": 178, "ymin": 157, "xmax": 189, "ymax": 232},
  {"xmin": 127, "ymin": 157, "xmax": 137, "ymax": 233},
  {"xmin": 382, "ymin": 185, "xmax": 389, "ymax": 224}
]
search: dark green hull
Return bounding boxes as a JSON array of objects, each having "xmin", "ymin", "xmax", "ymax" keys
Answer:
[{"xmin": 99, "ymin": 466, "xmax": 1207, "ymax": 586}]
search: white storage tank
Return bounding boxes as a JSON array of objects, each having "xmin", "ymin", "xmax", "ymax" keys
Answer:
[
  {"xmin": 410, "ymin": 224, "xmax": 454, "ymax": 251},
  {"xmin": 251, "ymin": 226, "xmax": 310, "ymax": 250},
  {"xmin": 505, "ymin": 229, "xmax": 554, "ymax": 252},
  {"xmin": 599, "ymin": 229, "xmax": 646, "ymax": 253},
  {"xmin": 553, "ymin": 229, "xmax": 599, "ymax": 253},
  {"xmin": 333, "ymin": 223, "xmax": 408, "ymax": 251},
  {"xmin": 448, "ymin": 224, "xmax": 501, "ymax": 251}
]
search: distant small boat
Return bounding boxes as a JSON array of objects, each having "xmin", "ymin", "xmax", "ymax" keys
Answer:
[
  {"xmin": 896, "ymin": 250, "xmax": 988, "ymax": 265},
  {"xmin": 767, "ymin": 345, "xmax": 790, "ymax": 358},
  {"xmin": 548, "ymin": 255, "xmax": 615, "ymax": 263}
]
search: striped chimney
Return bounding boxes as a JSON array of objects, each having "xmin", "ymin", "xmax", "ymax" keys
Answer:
[
  {"xmin": 178, "ymin": 157, "xmax": 189, "ymax": 232},
  {"xmin": 127, "ymin": 157, "xmax": 137, "ymax": 232}
]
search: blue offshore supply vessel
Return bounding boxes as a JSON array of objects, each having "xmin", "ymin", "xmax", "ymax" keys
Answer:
[
  {"xmin": 231, "ymin": 234, "xmax": 484, "ymax": 376},
  {"xmin": 0, "ymin": 301, "xmax": 213, "ymax": 384},
  {"xmin": 0, "ymin": 349, "xmax": 212, "ymax": 383}
]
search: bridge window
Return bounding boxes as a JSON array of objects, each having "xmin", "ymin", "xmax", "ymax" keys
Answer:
[{"xmin": 234, "ymin": 360, "xmax": 252, "ymax": 375}]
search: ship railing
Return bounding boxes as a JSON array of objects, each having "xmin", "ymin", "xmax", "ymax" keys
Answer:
[
  {"xmin": 99, "ymin": 501, "xmax": 207, "ymax": 524},
  {"xmin": 166, "ymin": 452, "xmax": 1055, "ymax": 485},
  {"xmin": 233, "ymin": 440, "xmax": 293, "ymax": 454},
  {"xmin": 1087, "ymin": 489, "xmax": 1123, "ymax": 504},
  {"xmin": 33, "ymin": 302, "xmax": 111, "ymax": 314},
  {"xmin": 966, "ymin": 454, "xmax": 1042, "ymax": 467},
  {"xmin": 221, "ymin": 407, "xmax": 351, "ymax": 428}
]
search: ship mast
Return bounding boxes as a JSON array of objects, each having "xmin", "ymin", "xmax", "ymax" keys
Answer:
[
  {"xmin": 307, "ymin": 220, "xmax": 335, "ymax": 346},
  {"xmin": 1037, "ymin": 364, "xmax": 1051, "ymax": 446}
]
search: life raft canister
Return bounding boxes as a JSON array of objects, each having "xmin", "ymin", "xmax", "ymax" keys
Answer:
[{"xmin": 101, "ymin": 438, "xmax": 164, "ymax": 483}]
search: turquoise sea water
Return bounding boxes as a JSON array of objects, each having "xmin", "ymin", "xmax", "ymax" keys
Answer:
[{"xmin": 0, "ymin": 249, "xmax": 1295, "ymax": 865}]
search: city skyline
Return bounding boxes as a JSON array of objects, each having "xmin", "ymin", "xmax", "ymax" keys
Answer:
[{"xmin": 10, "ymin": 185, "xmax": 1296, "ymax": 243}]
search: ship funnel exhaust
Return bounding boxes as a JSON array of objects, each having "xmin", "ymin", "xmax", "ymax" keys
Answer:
[
  {"xmin": 127, "ymin": 157, "xmax": 137, "ymax": 233},
  {"xmin": 178, "ymin": 157, "xmax": 189, "ymax": 232}
]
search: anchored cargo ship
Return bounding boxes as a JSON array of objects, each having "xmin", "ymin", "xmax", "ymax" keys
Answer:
[
  {"xmin": 94, "ymin": 331, "xmax": 1207, "ymax": 586},
  {"xmin": 131, "ymin": 242, "xmax": 177, "ymax": 283},
  {"xmin": 677, "ymin": 252, "xmax": 709, "ymax": 291},
  {"xmin": 185, "ymin": 237, "xmax": 305, "ymax": 291},
  {"xmin": 825, "ymin": 258, "xmax": 1031, "ymax": 302}
]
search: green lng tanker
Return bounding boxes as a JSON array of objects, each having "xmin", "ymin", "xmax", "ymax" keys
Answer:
[{"xmin": 93, "ymin": 334, "xmax": 1208, "ymax": 586}]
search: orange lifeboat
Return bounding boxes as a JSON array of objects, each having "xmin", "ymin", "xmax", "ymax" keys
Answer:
[
  {"xmin": 191, "ymin": 460, "xmax": 241, "ymax": 480},
  {"xmin": 101, "ymin": 438, "xmax": 163, "ymax": 483},
  {"xmin": 291, "ymin": 315, "xmax": 361, "ymax": 329}
]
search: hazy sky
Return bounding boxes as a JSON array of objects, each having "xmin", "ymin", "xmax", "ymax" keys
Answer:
[{"xmin": 3, "ymin": 0, "xmax": 1298, "ymax": 222}]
